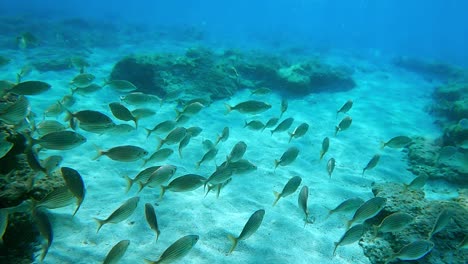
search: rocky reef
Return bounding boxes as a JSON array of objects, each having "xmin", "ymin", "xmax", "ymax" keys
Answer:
[
  {"xmin": 393, "ymin": 56, "xmax": 466, "ymax": 82},
  {"xmin": 109, "ymin": 47, "xmax": 356, "ymax": 100},
  {"xmin": 358, "ymin": 182, "xmax": 467, "ymax": 264}
]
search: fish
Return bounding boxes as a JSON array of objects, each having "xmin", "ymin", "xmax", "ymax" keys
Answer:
[
  {"xmin": 196, "ymin": 147, "xmax": 218, "ymax": 168},
  {"xmin": 8, "ymin": 81, "xmax": 51, "ymax": 95},
  {"xmin": 273, "ymin": 176, "xmax": 302, "ymax": 206},
  {"xmin": 271, "ymin": 117, "xmax": 294, "ymax": 136},
  {"xmin": 215, "ymin": 127, "xmax": 230, "ymax": 145},
  {"xmin": 104, "ymin": 80, "xmax": 137, "ymax": 92},
  {"xmin": 219, "ymin": 159, "xmax": 257, "ymax": 175},
  {"xmin": 177, "ymin": 97, "xmax": 212, "ymax": 108},
  {"xmin": 160, "ymin": 174, "xmax": 206, "ymax": 198},
  {"xmin": 262, "ymin": 117, "xmax": 279, "ymax": 131},
  {"xmin": 204, "ymin": 165, "xmax": 233, "ymax": 188},
  {"xmin": 35, "ymin": 186, "xmax": 75, "ymax": 209},
  {"xmin": 145, "ymin": 120, "xmax": 177, "ymax": 138},
  {"xmin": 202, "ymin": 139, "xmax": 215, "ymax": 150},
  {"xmin": 385, "ymin": 240, "xmax": 434, "ymax": 264},
  {"xmin": 142, "ymin": 149, "xmax": 174, "ymax": 168},
  {"xmin": 227, "ymin": 141, "xmax": 247, "ymax": 163},
  {"xmin": 94, "ymin": 145, "xmax": 148, "ymax": 162},
  {"xmin": 373, "ymin": 212, "xmax": 414, "ymax": 237},
  {"xmin": 71, "ymin": 83, "xmax": 102, "ymax": 95},
  {"xmin": 131, "ymin": 108, "xmax": 156, "ymax": 119},
  {"xmin": 0, "ymin": 139, "xmax": 14, "ymax": 159},
  {"xmin": 175, "ymin": 102, "xmax": 204, "ymax": 118},
  {"xmin": 250, "ymin": 87, "xmax": 272, "ymax": 95},
  {"xmin": 326, "ymin": 197, "xmax": 365, "ymax": 218},
  {"xmin": 280, "ymin": 99, "xmax": 288, "ymax": 119},
  {"xmin": 60, "ymin": 94, "xmax": 75, "ymax": 107},
  {"xmin": 381, "ymin": 136, "xmax": 412, "ymax": 149},
  {"xmin": 94, "ymin": 196, "xmax": 140, "ymax": 233},
  {"xmin": 34, "ymin": 209, "xmax": 53, "ymax": 261},
  {"xmin": 274, "ymin": 147, "xmax": 300, "ymax": 169},
  {"xmin": 362, "ymin": 154, "xmax": 380, "ymax": 176},
  {"xmin": 145, "ymin": 235, "xmax": 199, "ymax": 263},
  {"xmin": 16, "ymin": 65, "xmax": 33, "ymax": 82},
  {"xmin": 70, "ymin": 56, "xmax": 90, "ymax": 73},
  {"xmin": 205, "ymin": 178, "xmax": 232, "ymax": 198},
  {"xmin": 228, "ymin": 209, "xmax": 265, "ymax": 253},
  {"xmin": 178, "ymin": 134, "xmax": 192, "ymax": 158},
  {"xmin": 186, "ymin": 126, "xmax": 203, "ymax": 137},
  {"xmin": 327, "ymin": 158, "xmax": 336, "ymax": 178},
  {"xmin": 458, "ymin": 234, "xmax": 468, "ymax": 249},
  {"xmin": 139, "ymin": 165, "xmax": 177, "ymax": 191},
  {"xmin": 61, "ymin": 167, "xmax": 85, "ymax": 216},
  {"xmin": 109, "ymin": 102, "xmax": 138, "ymax": 128},
  {"xmin": 34, "ymin": 120, "xmax": 67, "ymax": 135},
  {"xmin": 26, "ymin": 147, "xmax": 47, "ymax": 174},
  {"xmin": 175, "ymin": 114, "xmax": 190, "ymax": 125},
  {"xmin": 144, "ymin": 203, "xmax": 160, "ymax": 241},
  {"xmin": 319, "ymin": 137, "xmax": 330, "ymax": 160},
  {"xmin": 288, "ymin": 122, "xmax": 309, "ymax": 143},
  {"xmin": 44, "ymin": 102, "xmax": 64, "ymax": 117},
  {"xmin": 336, "ymin": 100, "xmax": 353, "ymax": 118},
  {"xmin": 71, "ymin": 73, "xmax": 95, "ymax": 87},
  {"xmin": 0, "ymin": 96, "xmax": 30, "ymax": 125},
  {"xmin": 333, "ymin": 224, "xmax": 364, "ymax": 256},
  {"xmin": 335, "ymin": 116, "xmax": 352, "ymax": 136},
  {"xmin": 30, "ymin": 131, "xmax": 87, "ymax": 150},
  {"xmin": 64, "ymin": 109, "xmax": 115, "ymax": 132},
  {"xmin": 298, "ymin": 186, "xmax": 313, "ymax": 226},
  {"xmin": 225, "ymin": 100, "xmax": 271, "ymax": 114},
  {"xmin": 0, "ymin": 209, "xmax": 8, "ymax": 244},
  {"xmin": 120, "ymin": 92, "xmax": 161, "ymax": 105},
  {"xmin": 428, "ymin": 209, "xmax": 452, "ymax": 239},
  {"xmin": 103, "ymin": 240, "xmax": 130, "ymax": 264},
  {"xmin": 157, "ymin": 127, "xmax": 187, "ymax": 150},
  {"xmin": 125, "ymin": 166, "xmax": 161, "ymax": 193},
  {"xmin": 347, "ymin": 197, "xmax": 387, "ymax": 229},
  {"xmin": 244, "ymin": 120, "xmax": 265, "ymax": 131},
  {"xmin": 108, "ymin": 124, "xmax": 136, "ymax": 135},
  {"xmin": 403, "ymin": 175, "xmax": 429, "ymax": 191}
]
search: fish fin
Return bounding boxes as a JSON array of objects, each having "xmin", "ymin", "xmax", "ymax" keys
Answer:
[
  {"xmin": 224, "ymin": 103, "xmax": 232, "ymax": 115},
  {"xmin": 39, "ymin": 242, "xmax": 50, "ymax": 261},
  {"xmin": 124, "ymin": 175, "xmax": 134, "ymax": 193},
  {"xmin": 144, "ymin": 259, "xmax": 156, "ymax": 264},
  {"xmin": 227, "ymin": 234, "xmax": 238, "ymax": 253},
  {"xmin": 94, "ymin": 218, "xmax": 105, "ymax": 233},
  {"xmin": 272, "ymin": 191, "xmax": 281, "ymax": 206}
]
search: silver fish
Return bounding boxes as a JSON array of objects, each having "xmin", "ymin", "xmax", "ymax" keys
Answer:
[
  {"xmin": 333, "ymin": 224, "xmax": 364, "ymax": 256},
  {"xmin": 335, "ymin": 116, "xmax": 352, "ymax": 136},
  {"xmin": 228, "ymin": 209, "xmax": 265, "ymax": 253},
  {"xmin": 105, "ymin": 80, "xmax": 137, "ymax": 92},
  {"xmin": 109, "ymin": 102, "xmax": 138, "ymax": 128},
  {"xmin": 94, "ymin": 197, "xmax": 140, "ymax": 233},
  {"xmin": 225, "ymin": 100, "xmax": 271, "ymax": 114},
  {"xmin": 274, "ymin": 147, "xmax": 300, "ymax": 169},
  {"xmin": 196, "ymin": 148, "xmax": 218, "ymax": 168},
  {"xmin": 320, "ymin": 137, "xmax": 330, "ymax": 160},
  {"xmin": 144, "ymin": 203, "xmax": 160, "ymax": 241},
  {"xmin": 145, "ymin": 235, "xmax": 199, "ymax": 263},
  {"xmin": 227, "ymin": 141, "xmax": 247, "ymax": 163},
  {"xmin": 336, "ymin": 100, "xmax": 353, "ymax": 117},
  {"xmin": 327, "ymin": 197, "xmax": 365, "ymax": 218},
  {"xmin": 362, "ymin": 154, "xmax": 380, "ymax": 176},
  {"xmin": 215, "ymin": 127, "xmax": 229, "ymax": 145},
  {"xmin": 157, "ymin": 127, "xmax": 187, "ymax": 150},
  {"xmin": 271, "ymin": 117, "xmax": 294, "ymax": 136},
  {"xmin": 347, "ymin": 197, "xmax": 387, "ymax": 229},
  {"xmin": 373, "ymin": 212, "xmax": 413, "ymax": 237},
  {"xmin": 273, "ymin": 176, "xmax": 302, "ymax": 206},
  {"xmin": 94, "ymin": 145, "xmax": 148, "ymax": 162},
  {"xmin": 385, "ymin": 240, "xmax": 434, "ymax": 263},
  {"xmin": 61, "ymin": 167, "xmax": 85, "ymax": 216},
  {"xmin": 381, "ymin": 136, "xmax": 412, "ymax": 149},
  {"xmin": 103, "ymin": 240, "xmax": 130, "ymax": 264},
  {"xmin": 288, "ymin": 122, "xmax": 309, "ymax": 143},
  {"xmin": 125, "ymin": 166, "xmax": 161, "ymax": 193},
  {"xmin": 327, "ymin": 158, "xmax": 336, "ymax": 177},
  {"xmin": 142, "ymin": 149, "xmax": 174, "ymax": 167},
  {"xmin": 34, "ymin": 209, "xmax": 53, "ymax": 261}
]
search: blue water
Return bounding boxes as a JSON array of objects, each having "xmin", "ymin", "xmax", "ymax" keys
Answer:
[{"xmin": 1, "ymin": 0, "xmax": 467, "ymax": 65}]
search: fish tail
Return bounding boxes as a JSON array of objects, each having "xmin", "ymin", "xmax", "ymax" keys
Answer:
[
  {"xmin": 274, "ymin": 160, "xmax": 279, "ymax": 170},
  {"xmin": 380, "ymin": 141, "xmax": 386, "ymax": 149},
  {"xmin": 362, "ymin": 169, "xmax": 366, "ymax": 176},
  {"xmin": 156, "ymin": 138, "xmax": 163, "ymax": 150},
  {"xmin": 372, "ymin": 225, "xmax": 379, "ymax": 239},
  {"xmin": 39, "ymin": 242, "xmax": 49, "ymax": 261},
  {"xmin": 224, "ymin": 103, "xmax": 232, "ymax": 115},
  {"xmin": 319, "ymin": 151, "xmax": 324, "ymax": 160},
  {"xmin": 335, "ymin": 126, "xmax": 339, "ymax": 136},
  {"xmin": 92, "ymin": 145, "xmax": 103, "ymax": 161},
  {"xmin": 195, "ymin": 161, "xmax": 201, "ymax": 169},
  {"xmin": 124, "ymin": 175, "xmax": 134, "ymax": 193},
  {"xmin": 137, "ymin": 182, "xmax": 145, "ymax": 193},
  {"xmin": 243, "ymin": 120, "xmax": 248, "ymax": 128},
  {"xmin": 227, "ymin": 234, "xmax": 238, "ymax": 253},
  {"xmin": 178, "ymin": 148, "xmax": 183, "ymax": 159},
  {"xmin": 145, "ymin": 128, "xmax": 152, "ymax": 138},
  {"xmin": 175, "ymin": 109, "xmax": 181, "ymax": 119},
  {"xmin": 216, "ymin": 184, "xmax": 222, "ymax": 198},
  {"xmin": 288, "ymin": 132, "xmax": 293, "ymax": 143},
  {"xmin": 332, "ymin": 242, "xmax": 339, "ymax": 256},
  {"xmin": 72, "ymin": 199, "xmax": 83, "ymax": 216},
  {"xmin": 270, "ymin": 130, "xmax": 274, "ymax": 136},
  {"xmin": 133, "ymin": 118, "xmax": 138, "ymax": 130},
  {"xmin": 159, "ymin": 186, "xmax": 167, "ymax": 199},
  {"xmin": 272, "ymin": 191, "xmax": 281, "ymax": 206},
  {"xmin": 94, "ymin": 218, "xmax": 105, "ymax": 233}
]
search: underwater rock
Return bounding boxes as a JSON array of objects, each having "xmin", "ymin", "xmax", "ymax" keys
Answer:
[
  {"xmin": 362, "ymin": 182, "xmax": 467, "ymax": 264},
  {"xmin": 393, "ymin": 56, "xmax": 465, "ymax": 82},
  {"xmin": 430, "ymin": 82, "xmax": 468, "ymax": 124},
  {"xmin": 406, "ymin": 137, "xmax": 467, "ymax": 186}
]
